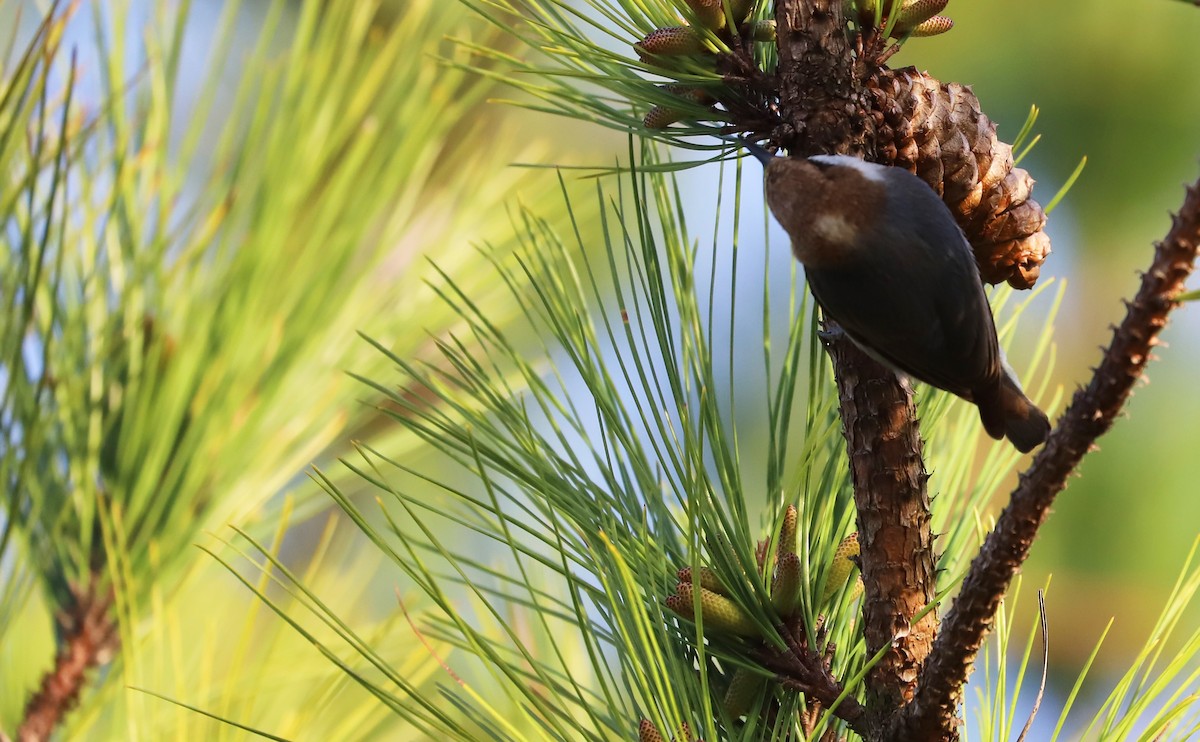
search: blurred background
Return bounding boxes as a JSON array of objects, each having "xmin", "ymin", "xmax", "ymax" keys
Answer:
[
  {"xmin": 892, "ymin": 0, "xmax": 1200, "ymax": 678},
  {"xmin": 4, "ymin": 0, "xmax": 1199, "ymax": 737}
]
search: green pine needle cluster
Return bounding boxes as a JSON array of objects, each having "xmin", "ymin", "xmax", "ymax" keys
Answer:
[
  {"xmin": 1, "ymin": 0, "xmax": 572, "ymax": 736},
  {"xmin": 230, "ymin": 140, "xmax": 1118, "ymax": 740},
  {"xmin": 457, "ymin": 0, "xmax": 766, "ymax": 150}
]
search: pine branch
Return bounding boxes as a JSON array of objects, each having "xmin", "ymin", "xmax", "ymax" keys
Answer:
[
  {"xmin": 17, "ymin": 574, "xmax": 118, "ymax": 742},
  {"xmin": 890, "ymin": 174, "xmax": 1200, "ymax": 740},
  {"xmin": 824, "ymin": 325, "xmax": 938, "ymax": 719},
  {"xmin": 774, "ymin": 0, "xmax": 873, "ymax": 156},
  {"xmin": 755, "ymin": 616, "xmax": 870, "ymax": 735},
  {"xmin": 773, "ymin": 0, "xmax": 938, "ymax": 720}
]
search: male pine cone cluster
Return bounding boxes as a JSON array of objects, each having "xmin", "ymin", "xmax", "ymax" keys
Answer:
[
  {"xmin": 634, "ymin": 0, "xmax": 773, "ymax": 130},
  {"xmin": 844, "ymin": 0, "xmax": 954, "ymax": 38},
  {"xmin": 655, "ymin": 507, "xmax": 862, "ymax": 728},
  {"xmin": 638, "ymin": 719, "xmax": 701, "ymax": 742},
  {"xmin": 663, "ymin": 506, "xmax": 861, "ymax": 636}
]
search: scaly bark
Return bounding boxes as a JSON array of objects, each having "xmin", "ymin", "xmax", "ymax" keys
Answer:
[
  {"xmin": 824, "ymin": 326, "xmax": 938, "ymax": 721},
  {"xmin": 774, "ymin": 0, "xmax": 874, "ymax": 157}
]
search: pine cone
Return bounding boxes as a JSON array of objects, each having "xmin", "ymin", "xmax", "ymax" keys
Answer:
[{"xmin": 868, "ymin": 69, "xmax": 1050, "ymax": 289}]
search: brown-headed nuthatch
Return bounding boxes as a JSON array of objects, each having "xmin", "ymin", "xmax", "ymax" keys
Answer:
[{"xmin": 745, "ymin": 146, "xmax": 1050, "ymax": 452}]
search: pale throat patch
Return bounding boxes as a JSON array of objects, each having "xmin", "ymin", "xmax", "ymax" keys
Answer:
[{"xmin": 812, "ymin": 212, "xmax": 858, "ymax": 244}]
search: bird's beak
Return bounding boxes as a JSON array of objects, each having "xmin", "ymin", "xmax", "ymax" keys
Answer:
[{"xmin": 723, "ymin": 136, "xmax": 776, "ymax": 167}]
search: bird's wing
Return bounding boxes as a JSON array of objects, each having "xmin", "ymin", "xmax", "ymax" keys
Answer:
[{"xmin": 805, "ymin": 240, "xmax": 1000, "ymax": 399}]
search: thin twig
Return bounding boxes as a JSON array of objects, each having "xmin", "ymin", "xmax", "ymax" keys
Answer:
[
  {"xmin": 1016, "ymin": 590, "xmax": 1049, "ymax": 742},
  {"xmin": 772, "ymin": 674, "xmax": 869, "ymax": 735},
  {"xmin": 891, "ymin": 175, "xmax": 1200, "ymax": 741}
]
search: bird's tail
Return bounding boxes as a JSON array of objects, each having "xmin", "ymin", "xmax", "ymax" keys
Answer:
[{"xmin": 975, "ymin": 375, "xmax": 1051, "ymax": 453}]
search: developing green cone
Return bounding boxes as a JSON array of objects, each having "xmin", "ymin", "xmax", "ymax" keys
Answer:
[
  {"xmin": 895, "ymin": 0, "xmax": 948, "ymax": 28},
  {"xmin": 723, "ymin": 667, "xmax": 766, "ymax": 719},
  {"xmin": 821, "ymin": 532, "xmax": 861, "ymax": 603},
  {"xmin": 638, "ymin": 719, "xmax": 665, "ymax": 742},
  {"xmin": 634, "ymin": 27, "xmax": 705, "ymax": 60},
  {"xmin": 905, "ymin": 14, "xmax": 954, "ymax": 36},
  {"xmin": 644, "ymin": 106, "xmax": 685, "ymax": 129},
  {"xmin": 683, "ymin": 0, "xmax": 725, "ymax": 30},
  {"xmin": 749, "ymin": 19, "xmax": 776, "ymax": 41},
  {"xmin": 771, "ymin": 551, "xmax": 802, "ymax": 617},
  {"xmin": 843, "ymin": 0, "xmax": 878, "ymax": 26},
  {"xmin": 667, "ymin": 583, "xmax": 759, "ymax": 636},
  {"xmin": 730, "ymin": 0, "xmax": 758, "ymax": 24},
  {"xmin": 643, "ymin": 86, "xmax": 716, "ymax": 129},
  {"xmin": 677, "ymin": 566, "xmax": 729, "ymax": 595},
  {"xmin": 778, "ymin": 504, "xmax": 799, "ymax": 558}
]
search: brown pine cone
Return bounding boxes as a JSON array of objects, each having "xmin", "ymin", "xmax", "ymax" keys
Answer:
[{"xmin": 867, "ymin": 69, "xmax": 1051, "ymax": 289}]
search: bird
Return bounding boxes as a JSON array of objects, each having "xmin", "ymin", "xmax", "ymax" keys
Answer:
[{"xmin": 742, "ymin": 144, "xmax": 1050, "ymax": 452}]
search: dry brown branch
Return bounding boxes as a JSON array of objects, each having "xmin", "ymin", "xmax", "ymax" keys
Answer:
[{"xmin": 889, "ymin": 175, "xmax": 1200, "ymax": 740}]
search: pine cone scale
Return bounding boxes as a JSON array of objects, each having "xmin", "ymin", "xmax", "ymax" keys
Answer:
[{"xmin": 869, "ymin": 69, "xmax": 1052, "ymax": 288}]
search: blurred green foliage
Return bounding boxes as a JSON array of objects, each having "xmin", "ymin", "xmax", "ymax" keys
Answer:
[{"xmin": 0, "ymin": 0, "xmax": 591, "ymax": 736}]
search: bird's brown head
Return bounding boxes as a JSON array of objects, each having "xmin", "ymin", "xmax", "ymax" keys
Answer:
[{"xmin": 764, "ymin": 156, "xmax": 889, "ymax": 267}]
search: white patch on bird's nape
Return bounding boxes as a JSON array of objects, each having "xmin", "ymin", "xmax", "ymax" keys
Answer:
[{"xmin": 809, "ymin": 154, "xmax": 886, "ymax": 182}]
